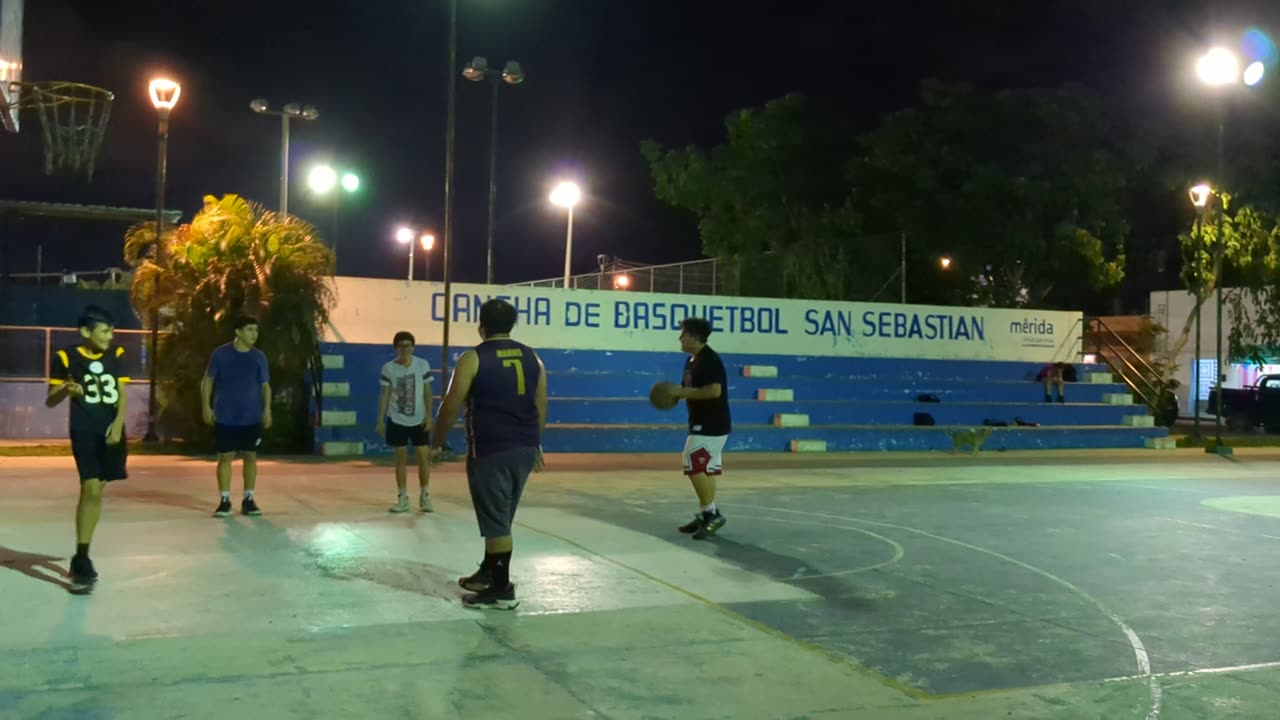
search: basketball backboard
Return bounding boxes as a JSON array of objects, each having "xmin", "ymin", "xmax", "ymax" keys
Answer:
[{"xmin": 0, "ymin": 0, "xmax": 23, "ymax": 132}]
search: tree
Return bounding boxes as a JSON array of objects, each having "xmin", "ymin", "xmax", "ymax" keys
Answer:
[
  {"xmin": 642, "ymin": 95, "xmax": 872, "ymax": 300},
  {"xmin": 854, "ymin": 82, "xmax": 1129, "ymax": 308},
  {"xmin": 124, "ymin": 194, "xmax": 335, "ymax": 449}
]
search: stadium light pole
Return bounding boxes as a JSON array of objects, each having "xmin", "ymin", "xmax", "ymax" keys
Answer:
[
  {"xmin": 550, "ymin": 181, "xmax": 582, "ymax": 288},
  {"xmin": 249, "ymin": 98, "xmax": 319, "ymax": 215},
  {"xmin": 396, "ymin": 227, "xmax": 435, "ymax": 284},
  {"xmin": 145, "ymin": 77, "xmax": 180, "ymax": 444},
  {"xmin": 1193, "ymin": 46, "xmax": 1265, "ymax": 456},
  {"xmin": 307, "ymin": 164, "xmax": 359, "ymax": 266},
  {"xmin": 463, "ymin": 57, "xmax": 525, "ymax": 284}
]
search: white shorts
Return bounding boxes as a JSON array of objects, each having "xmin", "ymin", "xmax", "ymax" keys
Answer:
[{"xmin": 682, "ymin": 434, "xmax": 727, "ymax": 477}]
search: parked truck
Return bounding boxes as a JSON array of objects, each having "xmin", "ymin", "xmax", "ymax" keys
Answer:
[{"xmin": 1206, "ymin": 374, "xmax": 1280, "ymax": 432}]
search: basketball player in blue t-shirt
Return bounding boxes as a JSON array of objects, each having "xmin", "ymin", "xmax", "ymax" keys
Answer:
[{"xmin": 431, "ymin": 298, "xmax": 547, "ymax": 610}]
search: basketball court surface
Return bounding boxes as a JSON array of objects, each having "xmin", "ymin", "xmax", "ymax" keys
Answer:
[{"xmin": 5, "ymin": 449, "xmax": 1280, "ymax": 718}]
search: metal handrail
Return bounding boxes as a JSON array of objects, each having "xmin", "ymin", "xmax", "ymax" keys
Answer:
[{"xmin": 1086, "ymin": 317, "xmax": 1164, "ymax": 409}]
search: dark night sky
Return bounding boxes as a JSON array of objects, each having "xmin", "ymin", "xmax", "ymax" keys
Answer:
[{"xmin": 1, "ymin": 0, "xmax": 1278, "ymax": 285}]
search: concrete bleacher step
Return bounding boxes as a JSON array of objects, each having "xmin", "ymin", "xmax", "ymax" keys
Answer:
[
  {"xmin": 789, "ymin": 439, "xmax": 828, "ymax": 453},
  {"xmin": 1123, "ymin": 415, "xmax": 1156, "ymax": 427},
  {"xmin": 321, "ymin": 410, "xmax": 357, "ymax": 427},
  {"xmin": 742, "ymin": 365, "xmax": 778, "ymax": 378},
  {"xmin": 1103, "ymin": 393, "xmax": 1134, "ymax": 405},
  {"xmin": 756, "ymin": 389, "xmax": 795, "ymax": 401},
  {"xmin": 773, "ymin": 413, "xmax": 810, "ymax": 428},
  {"xmin": 321, "ymin": 382, "xmax": 350, "ymax": 398},
  {"xmin": 322, "ymin": 440, "xmax": 364, "ymax": 457},
  {"xmin": 1145, "ymin": 437, "xmax": 1177, "ymax": 450},
  {"xmin": 1086, "ymin": 372, "xmax": 1114, "ymax": 383}
]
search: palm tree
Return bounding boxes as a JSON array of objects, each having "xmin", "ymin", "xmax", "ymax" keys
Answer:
[{"xmin": 125, "ymin": 194, "xmax": 335, "ymax": 449}]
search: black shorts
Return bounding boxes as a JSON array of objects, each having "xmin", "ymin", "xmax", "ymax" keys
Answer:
[
  {"xmin": 466, "ymin": 446, "xmax": 539, "ymax": 538},
  {"xmin": 385, "ymin": 420, "xmax": 428, "ymax": 448},
  {"xmin": 71, "ymin": 431, "xmax": 128, "ymax": 483},
  {"xmin": 215, "ymin": 423, "xmax": 263, "ymax": 454}
]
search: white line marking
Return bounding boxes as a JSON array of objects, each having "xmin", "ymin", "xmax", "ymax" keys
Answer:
[
  {"xmin": 735, "ymin": 503, "xmax": 1163, "ymax": 720},
  {"xmin": 734, "ymin": 513, "xmax": 905, "ymax": 579},
  {"xmin": 1105, "ymin": 660, "xmax": 1280, "ymax": 683}
]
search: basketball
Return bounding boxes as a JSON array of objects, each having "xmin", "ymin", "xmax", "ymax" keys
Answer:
[{"xmin": 649, "ymin": 381, "xmax": 679, "ymax": 410}]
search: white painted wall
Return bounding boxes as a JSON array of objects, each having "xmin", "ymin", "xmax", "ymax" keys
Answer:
[{"xmin": 326, "ymin": 277, "xmax": 1083, "ymax": 363}]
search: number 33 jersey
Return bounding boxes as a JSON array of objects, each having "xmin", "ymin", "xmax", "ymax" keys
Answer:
[{"xmin": 50, "ymin": 345, "xmax": 129, "ymax": 435}]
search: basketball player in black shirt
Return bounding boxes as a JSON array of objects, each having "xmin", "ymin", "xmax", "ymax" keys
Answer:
[
  {"xmin": 670, "ymin": 318, "xmax": 731, "ymax": 539},
  {"xmin": 45, "ymin": 305, "xmax": 130, "ymax": 593}
]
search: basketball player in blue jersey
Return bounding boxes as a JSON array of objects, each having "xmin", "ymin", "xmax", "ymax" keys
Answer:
[
  {"xmin": 46, "ymin": 305, "xmax": 130, "ymax": 593},
  {"xmin": 431, "ymin": 298, "xmax": 546, "ymax": 610}
]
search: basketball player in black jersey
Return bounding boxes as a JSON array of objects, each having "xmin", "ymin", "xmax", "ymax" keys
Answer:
[
  {"xmin": 45, "ymin": 305, "xmax": 130, "ymax": 593},
  {"xmin": 431, "ymin": 298, "xmax": 547, "ymax": 610}
]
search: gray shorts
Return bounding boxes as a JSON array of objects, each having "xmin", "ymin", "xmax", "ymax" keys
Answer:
[{"xmin": 466, "ymin": 446, "xmax": 539, "ymax": 538}]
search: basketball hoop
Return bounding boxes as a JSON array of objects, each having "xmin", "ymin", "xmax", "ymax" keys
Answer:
[{"xmin": 7, "ymin": 81, "xmax": 114, "ymax": 180}]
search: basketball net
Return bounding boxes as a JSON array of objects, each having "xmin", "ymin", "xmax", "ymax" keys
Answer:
[{"xmin": 8, "ymin": 81, "xmax": 114, "ymax": 180}]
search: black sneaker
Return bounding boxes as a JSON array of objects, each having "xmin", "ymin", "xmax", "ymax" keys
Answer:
[
  {"xmin": 459, "ymin": 565, "xmax": 493, "ymax": 593},
  {"xmin": 462, "ymin": 583, "xmax": 519, "ymax": 610},
  {"xmin": 241, "ymin": 497, "xmax": 262, "ymax": 516},
  {"xmin": 213, "ymin": 498, "xmax": 232, "ymax": 518},
  {"xmin": 678, "ymin": 515, "xmax": 703, "ymax": 534},
  {"xmin": 69, "ymin": 555, "xmax": 97, "ymax": 593},
  {"xmin": 692, "ymin": 511, "xmax": 726, "ymax": 540}
]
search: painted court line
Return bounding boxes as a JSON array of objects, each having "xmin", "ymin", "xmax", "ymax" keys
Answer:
[
  {"xmin": 735, "ymin": 503, "xmax": 1164, "ymax": 720},
  {"xmin": 1105, "ymin": 660, "xmax": 1280, "ymax": 683},
  {"xmin": 1168, "ymin": 517, "xmax": 1280, "ymax": 541}
]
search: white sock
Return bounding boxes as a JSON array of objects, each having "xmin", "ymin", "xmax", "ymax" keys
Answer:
[
  {"xmin": 701, "ymin": 502, "xmax": 717, "ymax": 514},
  {"xmin": 220, "ymin": 491, "xmax": 230, "ymax": 501},
  {"xmin": 244, "ymin": 490, "xmax": 254, "ymax": 500}
]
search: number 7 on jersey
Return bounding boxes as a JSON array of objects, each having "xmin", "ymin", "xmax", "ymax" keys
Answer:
[{"xmin": 502, "ymin": 358, "xmax": 526, "ymax": 395}]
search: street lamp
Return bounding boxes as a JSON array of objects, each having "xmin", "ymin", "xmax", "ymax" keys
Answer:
[
  {"xmin": 613, "ymin": 273, "xmax": 631, "ymax": 290},
  {"xmin": 308, "ymin": 163, "xmax": 359, "ymax": 264},
  {"xmin": 396, "ymin": 227, "xmax": 435, "ymax": 284},
  {"xmin": 1189, "ymin": 182, "xmax": 1212, "ymax": 440},
  {"xmin": 249, "ymin": 98, "xmax": 319, "ymax": 215},
  {"xmin": 144, "ymin": 77, "xmax": 180, "ymax": 443},
  {"xmin": 463, "ymin": 56, "xmax": 525, "ymax": 284},
  {"xmin": 550, "ymin": 181, "xmax": 582, "ymax": 288},
  {"xmin": 1191, "ymin": 45, "xmax": 1267, "ymax": 456},
  {"xmin": 939, "ymin": 256, "xmax": 953, "ymax": 270}
]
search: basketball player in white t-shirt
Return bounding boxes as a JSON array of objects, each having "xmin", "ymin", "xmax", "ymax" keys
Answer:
[{"xmin": 376, "ymin": 331, "xmax": 435, "ymax": 512}]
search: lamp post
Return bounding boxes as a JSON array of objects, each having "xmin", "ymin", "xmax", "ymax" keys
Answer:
[
  {"xmin": 249, "ymin": 98, "xmax": 319, "ymax": 215},
  {"xmin": 308, "ymin": 164, "xmax": 359, "ymax": 264},
  {"xmin": 396, "ymin": 227, "xmax": 435, "ymax": 284},
  {"xmin": 1192, "ymin": 46, "xmax": 1267, "ymax": 456},
  {"xmin": 1189, "ymin": 183, "xmax": 1211, "ymax": 440},
  {"xmin": 463, "ymin": 57, "xmax": 525, "ymax": 284},
  {"xmin": 144, "ymin": 77, "xmax": 180, "ymax": 444},
  {"xmin": 550, "ymin": 181, "xmax": 582, "ymax": 288}
]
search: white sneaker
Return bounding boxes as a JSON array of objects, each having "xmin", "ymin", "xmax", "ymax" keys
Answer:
[
  {"xmin": 389, "ymin": 496, "xmax": 410, "ymax": 513},
  {"xmin": 419, "ymin": 493, "xmax": 434, "ymax": 513}
]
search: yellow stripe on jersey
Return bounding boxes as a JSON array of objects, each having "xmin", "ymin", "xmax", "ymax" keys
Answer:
[
  {"xmin": 56, "ymin": 349, "xmax": 69, "ymax": 369},
  {"xmin": 115, "ymin": 346, "xmax": 125, "ymax": 358},
  {"xmin": 76, "ymin": 346, "xmax": 104, "ymax": 360},
  {"xmin": 118, "ymin": 377, "xmax": 132, "ymax": 384},
  {"xmin": 48, "ymin": 378, "xmax": 65, "ymax": 386}
]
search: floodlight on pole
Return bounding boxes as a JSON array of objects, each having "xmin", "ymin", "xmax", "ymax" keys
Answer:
[
  {"xmin": 550, "ymin": 181, "xmax": 583, "ymax": 288},
  {"xmin": 1196, "ymin": 47, "xmax": 1242, "ymax": 86},
  {"xmin": 250, "ymin": 97, "xmax": 320, "ymax": 215},
  {"xmin": 1244, "ymin": 61, "xmax": 1266, "ymax": 87},
  {"xmin": 1189, "ymin": 183, "xmax": 1213, "ymax": 208},
  {"xmin": 308, "ymin": 164, "xmax": 337, "ymax": 194}
]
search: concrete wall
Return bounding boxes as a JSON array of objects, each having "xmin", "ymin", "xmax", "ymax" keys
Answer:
[{"xmin": 1148, "ymin": 289, "xmax": 1241, "ymax": 417}]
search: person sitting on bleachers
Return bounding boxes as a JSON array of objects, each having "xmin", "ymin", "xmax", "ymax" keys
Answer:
[{"xmin": 1036, "ymin": 362, "xmax": 1076, "ymax": 403}]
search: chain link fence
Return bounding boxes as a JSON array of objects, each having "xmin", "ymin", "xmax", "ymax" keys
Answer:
[{"xmin": 0, "ymin": 325, "xmax": 157, "ymax": 381}]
